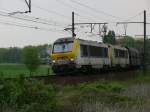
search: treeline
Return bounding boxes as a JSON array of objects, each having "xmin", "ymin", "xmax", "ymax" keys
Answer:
[
  {"xmin": 0, "ymin": 44, "xmax": 51, "ymax": 64},
  {"xmin": 117, "ymin": 36, "xmax": 150, "ymax": 64},
  {"xmin": 0, "ymin": 47, "xmax": 22, "ymax": 63}
]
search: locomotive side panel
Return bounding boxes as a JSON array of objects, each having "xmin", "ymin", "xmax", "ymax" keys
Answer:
[
  {"xmin": 110, "ymin": 46, "xmax": 129, "ymax": 68},
  {"xmin": 127, "ymin": 48, "xmax": 141, "ymax": 67},
  {"xmin": 76, "ymin": 39, "xmax": 110, "ymax": 69}
]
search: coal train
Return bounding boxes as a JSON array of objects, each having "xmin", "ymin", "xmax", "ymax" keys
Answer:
[{"xmin": 50, "ymin": 37, "xmax": 141, "ymax": 74}]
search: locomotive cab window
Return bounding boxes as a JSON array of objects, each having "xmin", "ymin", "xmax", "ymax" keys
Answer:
[{"xmin": 53, "ymin": 41, "xmax": 73, "ymax": 53}]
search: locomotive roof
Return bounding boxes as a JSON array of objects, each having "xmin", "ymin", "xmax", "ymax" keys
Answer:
[
  {"xmin": 54, "ymin": 37, "xmax": 131, "ymax": 50},
  {"xmin": 77, "ymin": 38, "xmax": 108, "ymax": 47},
  {"xmin": 108, "ymin": 44, "xmax": 128, "ymax": 50},
  {"xmin": 54, "ymin": 37, "xmax": 74, "ymax": 43},
  {"xmin": 126, "ymin": 47, "xmax": 139, "ymax": 53}
]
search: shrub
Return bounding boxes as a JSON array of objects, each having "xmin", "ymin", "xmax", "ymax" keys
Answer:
[{"xmin": 0, "ymin": 78, "xmax": 59, "ymax": 112}]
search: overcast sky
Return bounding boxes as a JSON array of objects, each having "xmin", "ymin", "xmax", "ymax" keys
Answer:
[{"xmin": 0, "ymin": 0, "xmax": 149, "ymax": 47}]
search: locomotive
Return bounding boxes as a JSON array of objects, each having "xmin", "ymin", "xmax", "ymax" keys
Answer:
[{"xmin": 50, "ymin": 37, "xmax": 141, "ymax": 74}]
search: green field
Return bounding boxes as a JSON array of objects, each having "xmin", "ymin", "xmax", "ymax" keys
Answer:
[{"xmin": 0, "ymin": 63, "xmax": 53, "ymax": 78}]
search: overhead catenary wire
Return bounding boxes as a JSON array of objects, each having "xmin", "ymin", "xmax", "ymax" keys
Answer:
[
  {"xmin": 0, "ymin": 19, "xmax": 63, "ymax": 32},
  {"xmin": 74, "ymin": 12, "xmax": 94, "ymax": 21},
  {"xmin": 56, "ymin": 0, "xmax": 93, "ymax": 21},
  {"xmin": 11, "ymin": 0, "xmax": 69, "ymax": 27},
  {"xmin": 0, "ymin": 11, "xmax": 54, "ymax": 26},
  {"xmin": 18, "ymin": 0, "xmax": 121, "ymax": 22},
  {"xmin": 16, "ymin": 0, "xmax": 71, "ymax": 20},
  {"xmin": 74, "ymin": 11, "xmax": 147, "ymax": 40},
  {"xmin": 0, "ymin": 21, "xmax": 37, "ymax": 29},
  {"xmin": 32, "ymin": 4, "xmax": 71, "ymax": 20},
  {"xmin": 55, "ymin": 0, "xmax": 100, "ymax": 22},
  {"xmin": 0, "ymin": 10, "xmax": 68, "ymax": 29},
  {"xmin": 1, "ymin": 0, "xmax": 149, "ymax": 38},
  {"xmin": 68, "ymin": 0, "xmax": 124, "ymax": 20},
  {"xmin": 1, "ymin": 8, "xmax": 68, "ymax": 28},
  {"xmin": 116, "ymin": 11, "xmax": 144, "ymax": 35},
  {"xmin": 31, "ymin": 1, "xmax": 147, "ymax": 25},
  {"xmin": 124, "ymin": 11, "xmax": 144, "ymax": 22},
  {"xmin": 48, "ymin": 0, "xmax": 118, "ymax": 23}
]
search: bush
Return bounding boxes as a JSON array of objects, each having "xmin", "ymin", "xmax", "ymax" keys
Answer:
[
  {"xmin": 0, "ymin": 78, "xmax": 59, "ymax": 112},
  {"xmin": 79, "ymin": 81, "xmax": 124, "ymax": 93}
]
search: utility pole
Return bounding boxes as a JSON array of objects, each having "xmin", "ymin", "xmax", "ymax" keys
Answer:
[
  {"xmin": 116, "ymin": 10, "xmax": 150, "ymax": 74},
  {"xmin": 72, "ymin": 11, "xmax": 75, "ymax": 38},
  {"xmin": 143, "ymin": 10, "xmax": 146, "ymax": 74},
  {"xmin": 123, "ymin": 24, "xmax": 128, "ymax": 36},
  {"xmin": 25, "ymin": 0, "xmax": 31, "ymax": 13},
  {"xmin": 29, "ymin": 0, "xmax": 31, "ymax": 13}
]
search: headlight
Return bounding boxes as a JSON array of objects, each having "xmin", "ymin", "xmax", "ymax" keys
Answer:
[
  {"xmin": 52, "ymin": 60, "xmax": 56, "ymax": 63},
  {"xmin": 70, "ymin": 58, "xmax": 74, "ymax": 61}
]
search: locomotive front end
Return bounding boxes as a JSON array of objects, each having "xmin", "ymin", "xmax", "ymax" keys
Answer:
[{"xmin": 51, "ymin": 38, "xmax": 78, "ymax": 73}]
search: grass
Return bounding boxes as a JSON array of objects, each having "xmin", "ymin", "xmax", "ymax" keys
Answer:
[
  {"xmin": 1, "ymin": 63, "xmax": 150, "ymax": 112},
  {"xmin": 0, "ymin": 63, "xmax": 53, "ymax": 78},
  {"xmin": 54, "ymin": 70, "xmax": 150, "ymax": 112}
]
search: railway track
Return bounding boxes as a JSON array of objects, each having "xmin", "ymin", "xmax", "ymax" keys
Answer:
[{"xmin": 28, "ymin": 69, "xmax": 141, "ymax": 85}]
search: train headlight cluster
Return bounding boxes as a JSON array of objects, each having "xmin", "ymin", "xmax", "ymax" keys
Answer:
[
  {"xmin": 52, "ymin": 60, "xmax": 56, "ymax": 63},
  {"xmin": 70, "ymin": 58, "xmax": 74, "ymax": 61}
]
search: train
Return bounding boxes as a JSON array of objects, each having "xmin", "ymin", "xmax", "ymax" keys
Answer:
[{"xmin": 50, "ymin": 37, "xmax": 141, "ymax": 74}]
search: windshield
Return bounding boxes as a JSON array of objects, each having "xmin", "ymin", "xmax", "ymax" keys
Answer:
[{"xmin": 53, "ymin": 42, "xmax": 73, "ymax": 53}]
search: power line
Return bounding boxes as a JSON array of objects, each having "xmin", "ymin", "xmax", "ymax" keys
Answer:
[
  {"xmin": 14, "ymin": 0, "xmax": 71, "ymax": 22},
  {"xmin": 0, "ymin": 10, "xmax": 66, "ymax": 27},
  {"xmin": 0, "ymin": 21, "xmax": 36, "ymax": 29},
  {"xmin": 55, "ymin": 0, "xmax": 98, "ymax": 21},
  {"xmin": 32, "ymin": 4, "xmax": 71, "ymax": 20},
  {"xmin": 1, "ymin": 9, "xmax": 67, "ymax": 27},
  {"xmin": 74, "ymin": 12, "xmax": 93, "ymax": 21},
  {"xmin": 55, "ymin": 0, "xmax": 123, "ymax": 22},
  {"xmin": 0, "ymin": 20, "xmax": 43, "ymax": 30},
  {"xmin": 14, "ymin": 14, "xmax": 67, "ymax": 27},
  {"xmin": 0, "ymin": 19, "xmax": 63, "ymax": 32},
  {"xmin": 125, "ymin": 11, "xmax": 144, "ymax": 22},
  {"xmin": 68, "ymin": 0, "xmax": 124, "ymax": 20}
]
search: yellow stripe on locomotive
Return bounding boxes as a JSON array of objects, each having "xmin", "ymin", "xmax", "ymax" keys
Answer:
[{"xmin": 51, "ymin": 38, "xmax": 78, "ymax": 61}]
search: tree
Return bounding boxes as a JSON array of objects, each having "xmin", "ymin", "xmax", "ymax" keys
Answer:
[
  {"xmin": 22, "ymin": 46, "xmax": 40, "ymax": 75},
  {"xmin": 103, "ymin": 30, "xmax": 116, "ymax": 44},
  {"xmin": 117, "ymin": 36, "xmax": 136, "ymax": 48}
]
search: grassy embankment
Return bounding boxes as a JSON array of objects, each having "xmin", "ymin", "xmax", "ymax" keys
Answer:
[
  {"xmin": 0, "ymin": 63, "xmax": 52, "ymax": 78},
  {"xmin": 0, "ymin": 69, "xmax": 150, "ymax": 112}
]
